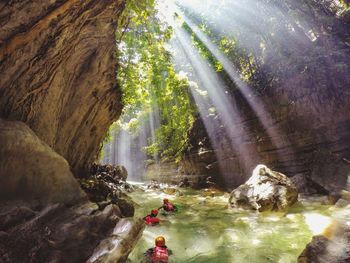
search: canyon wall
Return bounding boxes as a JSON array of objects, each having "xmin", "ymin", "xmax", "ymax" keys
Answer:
[
  {"xmin": 181, "ymin": 68, "xmax": 350, "ymax": 191},
  {"xmin": 179, "ymin": 2, "xmax": 350, "ymax": 191},
  {"xmin": 0, "ymin": 0, "xmax": 124, "ymax": 176},
  {"xmin": 181, "ymin": 47, "xmax": 350, "ymax": 192},
  {"xmin": 0, "ymin": 3, "xmax": 148, "ymax": 262}
]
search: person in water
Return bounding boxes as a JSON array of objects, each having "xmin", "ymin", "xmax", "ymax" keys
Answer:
[
  {"xmin": 158, "ymin": 198, "xmax": 177, "ymax": 213},
  {"xmin": 143, "ymin": 209, "xmax": 160, "ymax": 226},
  {"xmin": 144, "ymin": 236, "xmax": 172, "ymax": 263}
]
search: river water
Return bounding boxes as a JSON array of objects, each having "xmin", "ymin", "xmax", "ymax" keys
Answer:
[{"xmin": 127, "ymin": 185, "xmax": 348, "ymax": 263}]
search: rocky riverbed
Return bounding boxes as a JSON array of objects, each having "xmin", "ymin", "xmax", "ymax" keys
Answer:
[{"xmin": 127, "ymin": 183, "xmax": 350, "ymax": 263}]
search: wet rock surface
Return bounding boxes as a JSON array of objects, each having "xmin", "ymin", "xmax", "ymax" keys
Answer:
[
  {"xmin": 0, "ymin": 0, "xmax": 125, "ymax": 176},
  {"xmin": 229, "ymin": 165, "xmax": 298, "ymax": 211},
  {"xmin": 0, "ymin": 181, "xmax": 142, "ymax": 263},
  {"xmin": 87, "ymin": 218, "xmax": 145, "ymax": 263},
  {"xmin": 0, "ymin": 119, "xmax": 86, "ymax": 204},
  {"xmin": 0, "ymin": 149, "xmax": 140, "ymax": 263},
  {"xmin": 309, "ymin": 150, "xmax": 350, "ymax": 194},
  {"xmin": 145, "ymin": 159, "xmax": 221, "ymax": 189},
  {"xmin": 79, "ymin": 164, "xmax": 135, "ymax": 217},
  {"xmin": 290, "ymin": 173, "xmax": 329, "ymax": 195},
  {"xmin": 0, "ymin": 201, "xmax": 119, "ymax": 263},
  {"xmin": 298, "ymin": 220, "xmax": 350, "ymax": 263}
]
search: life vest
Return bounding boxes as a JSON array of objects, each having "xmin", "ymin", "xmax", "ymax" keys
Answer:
[
  {"xmin": 144, "ymin": 215, "xmax": 160, "ymax": 225},
  {"xmin": 164, "ymin": 203, "xmax": 174, "ymax": 212},
  {"xmin": 151, "ymin": 246, "xmax": 169, "ymax": 262}
]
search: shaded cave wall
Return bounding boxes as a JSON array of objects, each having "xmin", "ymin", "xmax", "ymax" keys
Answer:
[
  {"xmin": 181, "ymin": 67, "xmax": 350, "ymax": 190},
  {"xmin": 0, "ymin": 0, "xmax": 125, "ymax": 176},
  {"xmin": 179, "ymin": 1, "xmax": 350, "ymax": 190}
]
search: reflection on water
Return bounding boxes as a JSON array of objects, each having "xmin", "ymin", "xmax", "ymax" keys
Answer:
[{"xmin": 127, "ymin": 185, "xmax": 344, "ymax": 263}]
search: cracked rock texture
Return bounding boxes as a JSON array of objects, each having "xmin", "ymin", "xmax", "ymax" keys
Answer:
[
  {"xmin": 0, "ymin": 0, "xmax": 125, "ymax": 176},
  {"xmin": 229, "ymin": 165, "xmax": 298, "ymax": 211},
  {"xmin": 0, "ymin": 201, "xmax": 144, "ymax": 263}
]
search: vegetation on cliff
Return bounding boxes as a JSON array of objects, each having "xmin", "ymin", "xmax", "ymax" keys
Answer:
[
  {"xmin": 101, "ymin": 0, "xmax": 350, "ymax": 184},
  {"xmin": 108, "ymin": 0, "xmax": 196, "ymax": 161}
]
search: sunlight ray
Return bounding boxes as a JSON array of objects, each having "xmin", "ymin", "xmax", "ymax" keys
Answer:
[
  {"xmin": 172, "ymin": 25, "xmax": 259, "ymax": 183},
  {"xmin": 180, "ymin": 15, "xmax": 296, "ymax": 168}
]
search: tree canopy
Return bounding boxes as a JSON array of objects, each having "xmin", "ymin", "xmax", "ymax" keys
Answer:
[{"xmin": 113, "ymin": 0, "xmax": 196, "ymax": 161}]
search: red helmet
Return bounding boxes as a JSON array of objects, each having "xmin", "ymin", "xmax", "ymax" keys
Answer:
[
  {"xmin": 151, "ymin": 209, "xmax": 158, "ymax": 216},
  {"xmin": 163, "ymin": 198, "xmax": 169, "ymax": 203},
  {"xmin": 155, "ymin": 236, "xmax": 166, "ymax": 247}
]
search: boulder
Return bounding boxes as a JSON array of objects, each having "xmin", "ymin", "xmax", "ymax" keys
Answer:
[
  {"xmin": 201, "ymin": 188, "xmax": 225, "ymax": 197},
  {"xmin": 116, "ymin": 198, "xmax": 135, "ymax": 217},
  {"xmin": 91, "ymin": 163, "xmax": 128, "ymax": 181},
  {"xmin": 163, "ymin": 188, "xmax": 177, "ymax": 195},
  {"xmin": 87, "ymin": 218, "xmax": 145, "ymax": 263},
  {"xmin": 178, "ymin": 177, "xmax": 190, "ymax": 188},
  {"xmin": 298, "ymin": 221, "xmax": 350, "ymax": 263},
  {"xmin": 146, "ymin": 180, "xmax": 161, "ymax": 189},
  {"xmin": 334, "ymin": 190, "xmax": 350, "ymax": 207},
  {"xmin": 0, "ymin": 201, "xmax": 142, "ymax": 263},
  {"xmin": 0, "ymin": 119, "xmax": 86, "ymax": 204},
  {"xmin": 298, "ymin": 235, "xmax": 333, "ymax": 263},
  {"xmin": 79, "ymin": 165, "xmax": 135, "ymax": 212},
  {"xmin": 229, "ymin": 165, "xmax": 298, "ymax": 211}
]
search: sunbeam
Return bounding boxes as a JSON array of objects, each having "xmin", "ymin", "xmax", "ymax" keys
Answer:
[
  {"xmin": 171, "ymin": 24, "xmax": 259, "ymax": 184},
  {"xmin": 179, "ymin": 14, "xmax": 296, "ymax": 169}
]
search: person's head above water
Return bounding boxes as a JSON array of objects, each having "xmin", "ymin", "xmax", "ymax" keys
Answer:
[
  {"xmin": 151, "ymin": 209, "xmax": 158, "ymax": 216},
  {"xmin": 155, "ymin": 236, "xmax": 166, "ymax": 247},
  {"xmin": 163, "ymin": 198, "xmax": 169, "ymax": 203}
]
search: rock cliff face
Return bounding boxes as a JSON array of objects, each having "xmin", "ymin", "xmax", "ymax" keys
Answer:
[
  {"xmin": 182, "ymin": 70, "xmax": 350, "ymax": 191},
  {"xmin": 0, "ymin": 0, "xmax": 124, "ymax": 176},
  {"xmin": 180, "ymin": 4, "xmax": 350, "ymax": 191},
  {"xmin": 0, "ymin": 119, "xmax": 86, "ymax": 204},
  {"xmin": 0, "ymin": 2, "xmax": 146, "ymax": 262}
]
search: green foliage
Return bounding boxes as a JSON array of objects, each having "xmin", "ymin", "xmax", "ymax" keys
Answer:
[
  {"xmin": 145, "ymin": 68, "xmax": 195, "ymax": 160},
  {"xmin": 111, "ymin": 0, "xmax": 349, "ymax": 163},
  {"xmin": 116, "ymin": 0, "xmax": 196, "ymax": 161}
]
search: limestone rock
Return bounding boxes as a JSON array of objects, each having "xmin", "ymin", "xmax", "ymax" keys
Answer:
[
  {"xmin": 0, "ymin": 205, "xmax": 36, "ymax": 231},
  {"xmin": 91, "ymin": 163, "xmax": 128, "ymax": 182},
  {"xmin": 335, "ymin": 190, "xmax": 350, "ymax": 207},
  {"xmin": 79, "ymin": 164, "xmax": 135, "ymax": 214},
  {"xmin": 87, "ymin": 218, "xmax": 145, "ymax": 263},
  {"xmin": 229, "ymin": 165, "xmax": 298, "ymax": 211},
  {"xmin": 201, "ymin": 188, "xmax": 225, "ymax": 197},
  {"xmin": 298, "ymin": 235, "xmax": 332, "ymax": 263},
  {"xmin": 179, "ymin": 7, "xmax": 350, "ymax": 191},
  {"xmin": 310, "ymin": 150, "xmax": 350, "ymax": 193},
  {"xmin": 0, "ymin": 0, "xmax": 125, "ymax": 176},
  {"xmin": 0, "ymin": 119, "xmax": 85, "ymax": 204},
  {"xmin": 0, "ymin": 201, "xmax": 140, "ymax": 263},
  {"xmin": 145, "ymin": 159, "xmax": 219, "ymax": 189},
  {"xmin": 298, "ymin": 222, "xmax": 350, "ymax": 263},
  {"xmin": 290, "ymin": 174, "xmax": 329, "ymax": 195},
  {"xmin": 178, "ymin": 177, "xmax": 191, "ymax": 188},
  {"xmin": 116, "ymin": 198, "xmax": 135, "ymax": 217},
  {"xmin": 163, "ymin": 188, "xmax": 177, "ymax": 195}
]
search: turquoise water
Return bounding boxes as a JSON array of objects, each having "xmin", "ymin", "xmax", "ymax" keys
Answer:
[{"xmin": 127, "ymin": 186, "xmax": 346, "ymax": 263}]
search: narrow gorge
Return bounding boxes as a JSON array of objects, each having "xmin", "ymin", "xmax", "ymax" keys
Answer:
[{"xmin": 0, "ymin": 0, "xmax": 350, "ymax": 262}]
